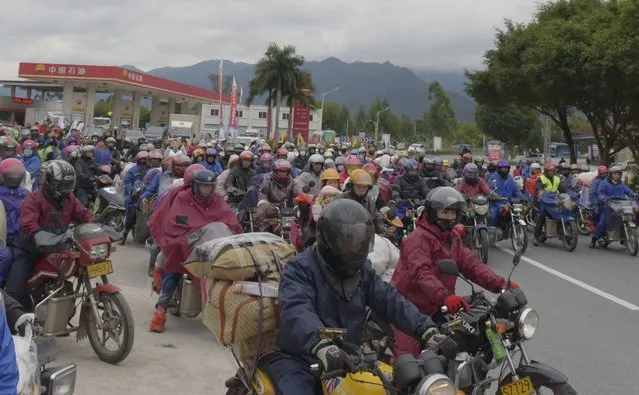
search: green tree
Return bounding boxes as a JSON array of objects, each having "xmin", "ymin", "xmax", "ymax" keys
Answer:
[
  {"xmin": 321, "ymin": 102, "xmax": 342, "ymax": 131},
  {"xmin": 450, "ymin": 123, "xmax": 483, "ymax": 150},
  {"xmin": 398, "ymin": 114, "xmax": 415, "ymax": 142},
  {"xmin": 248, "ymin": 43, "xmax": 305, "ymax": 136},
  {"xmin": 94, "ymin": 100, "xmax": 111, "ymax": 117},
  {"xmin": 337, "ymin": 105, "xmax": 351, "ymax": 134},
  {"xmin": 139, "ymin": 106, "xmax": 151, "ymax": 128},
  {"xmin": 208, "ymin": 74, "xmax": 234, "ymax": 94},
  {"xmin": 425, "ymin": 81, "xmax": 457, "ymax": 139},
  {"xmin": 354, "ymin": 105, "xmax": 367, "ymax": 134},
  {"xmin": 475, "ymin": 104, "xmax": 541, "ymax": 152}
]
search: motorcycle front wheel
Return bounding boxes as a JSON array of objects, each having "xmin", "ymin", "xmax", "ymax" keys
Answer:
[
  {"xmin": 87, "ymin": 291, "xmax": 135, "ymax": 364},
  {"xmin": 576, "ymin": 212, "xmax": 592, "ymax": 235},
  {"xmin": 107, "ymin": 211, "xmax": 125, "ymax": 233},
  {"xmin": 624, "ymin": 223, "xmax": 638, "ymax": 256},
  {"xmin": 477, "ymin": 228, "xmax": 489, "ymax": 264},
  {"xmin": 561, "ymin": 221, "xmax": 579, "ymax": 252},
  {"xmin": 510, "ymin": 223, "xmax": 528, "ymax": 254}
]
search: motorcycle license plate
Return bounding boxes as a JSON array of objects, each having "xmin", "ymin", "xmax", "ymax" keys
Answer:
[
  {"xmin": 500, "ymin": 376, "xmax": 533, "ymax": 395},
  {"xmin": 87, "ymin": 260, "xmax": 113, "ymax": 278}
]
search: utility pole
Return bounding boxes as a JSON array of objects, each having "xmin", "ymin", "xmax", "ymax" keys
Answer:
[
  {"xmin": 373, "ymin": 107, "xmax": 390, "ymax": 146},
  {"xmin": 543, "ymin": 115, "xmax": 551, "ymax": 162},
  {"xmin": 345, "ymin": 119, "xmax": 349, "ymax": 138}
]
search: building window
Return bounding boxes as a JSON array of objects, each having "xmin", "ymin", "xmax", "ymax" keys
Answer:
[
  {"xmin": 236, "ymin": 110, "xmax": 243, "ymax": 118},
  {"xmin": 309, "ymin": 115, "xmax": 314, "ymax": 121},
  {"xmin": 282, "ymin": 113, "xmax": 289, "ymax": 120},
  {"xmin": 210, "ymin": 109, "xmax": 219, "ymax": 116},
  {"xmin": 258, "ymin": 111, "xmax": 267, "ymax": 119},
  {"xmin": 204, "ymin": 123, "xmax": 216, "ymax": 129}
]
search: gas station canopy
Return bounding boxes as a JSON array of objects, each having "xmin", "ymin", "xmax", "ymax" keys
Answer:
[{"xmin": 18, "ymin": 62, "xmax": 229, "ymax": 104}]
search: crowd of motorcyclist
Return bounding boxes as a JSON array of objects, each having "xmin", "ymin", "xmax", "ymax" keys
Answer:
[{"xmin": 0, "ymin": 118, "xmax": 634, "ymax": 393}]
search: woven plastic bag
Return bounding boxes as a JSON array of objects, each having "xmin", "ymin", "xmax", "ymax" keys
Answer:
[{"xmin": 368, "ymin": 235, "xmax": 399, "ymax": 283}]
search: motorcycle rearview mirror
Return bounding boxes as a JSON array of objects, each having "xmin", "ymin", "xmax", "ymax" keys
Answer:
[
  {"xmin": 438, "ymin": 259, "xmax": 459, "ymax": 276},
  {"xmin": 506, "ymin": 249, "xmax": 524, "ymax": 289},
  {"xmin": 439, "ymin": 259, "xmax": 477, "ymax": 297}
]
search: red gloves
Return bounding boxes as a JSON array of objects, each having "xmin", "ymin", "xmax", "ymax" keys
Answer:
[
  {"xmin": 501, "ymin": 280, "xmax": 519, "ymax": 290},
  {"xmin": 444, "ymin": 294, "xmax": 469, "ymax": 313}
]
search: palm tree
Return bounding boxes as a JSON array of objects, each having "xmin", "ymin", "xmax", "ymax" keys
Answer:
[
  {"xmin": 285, "ymin": 71, "xmax": 316, "ymax": 132},
  {"xmin": 248, "ymin": 43, "xmax": 305, "ymax": 138}
]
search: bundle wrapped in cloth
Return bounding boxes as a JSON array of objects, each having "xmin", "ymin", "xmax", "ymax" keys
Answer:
[
  {"xmin": 368, "ymin": 234, "xmax": 400, "ymax": 283},
  {"xmin": 184, "ymin": 231, "xmax": 297, "ymax": 364}
]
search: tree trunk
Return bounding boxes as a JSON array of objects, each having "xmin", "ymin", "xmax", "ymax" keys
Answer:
[{"xmin": 274, "ymin": 78, "xmax": 282, "ymax": 142}]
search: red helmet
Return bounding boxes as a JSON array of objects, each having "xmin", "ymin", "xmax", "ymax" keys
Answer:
[
  {"xmin": 362, "ymin": 163, "xmax": 379, "ymax": 182},
  {"xmin": 135, "ymin": 150, "xmax": 149, "ymax": 165},
  {"xmin": 239, "ymin": 150, "xmax": 254, "ymax": 161},
  {"xmin": 161, "ymin": 156, "xmax": 174, "ymax": 172},
  {"xmin": 0, "ymin": 158, "xmax": 26, "ymax": 188},
  {"xmin": 172, "ymin": 155, "xmax": 191, "ymax": 178},
  {"xmin": 260, "ymin": 153, "xmax": 274, "ymax": 162},
  {"xmin": 544, "ymin": 162, "xmax": 556, "ymax": 171},
  {"xmin": 462, "ymin": 153, "xmax": 472, "ymax": 162},
  {"xmin": 276, "ymin": 148, "xmax": 288, "ymax": 159},
  {"xmin": 273, "ymin": 159, "xmax": 292, "ymax": 182},
  {"xmin": 184, "ymin": 164, "xmax": 205, "ymax": 185},
  {"xmin": 345, "ymin": 155, "xmax": 362, "ymax": 166},
  {"xmin": 21, "ymin": 140, "xmax": 37, "ymax": 158},
  {"xmin": 597, "ymin": 165, "xmax": 608, "ymax": 175}
]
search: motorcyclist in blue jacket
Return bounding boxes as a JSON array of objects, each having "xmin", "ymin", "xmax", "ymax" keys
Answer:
[
  {"xmin": 0, "ymin": 295, "xmax": 19, "ymax": 393},
  {"xmin": 268, "ymin": 199, "xmax": 456, "ymax": 394},
  {"xmin": 0, "ymin": 159, "xmax": 29, "ymax": 285},
  {"xmin": 591, "ymin": 166, "xmax": 637, "ymax": 248},
  {"xmin": 203, "ymin": 148, "xmax": 223, "ymax": 175},
  {"xmin": 19, "ymin": 140, "xmax": 40, "ymax": 191},
  {"xmin": 120, "ymin": 151, "xmax": 150, "ymax": 244},
  {"xmin": 487, "ymin": 160, "xmax": 523, "ymax": 228}
]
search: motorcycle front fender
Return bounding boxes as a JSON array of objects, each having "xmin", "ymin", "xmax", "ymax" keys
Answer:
[
  {"xmin": 94, "ymin": 283, "xmax": 121, "ymax": 299},
  {"xmin": 475, "ymin": 223, "xmax": 488, "ymax": 230},
  {"xmin": 499, "ymin": 360, "xmax": 568, "ymax": 388}
]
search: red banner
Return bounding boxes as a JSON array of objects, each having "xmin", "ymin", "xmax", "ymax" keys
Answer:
[
  {"xmin": 229, "ymin": 78, "xmax": 238, "ymax": 131},
  {"xmin": 18, "ymin": 62, "xmax": 230, "ymax": 103},
  {"xmin": 293, "ymin": 99, "xmax": 310, "ymax": 144}
]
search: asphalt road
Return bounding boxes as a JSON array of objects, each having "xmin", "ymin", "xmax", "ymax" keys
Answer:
[{"xmin": 55, "ymin": 230, "xmax": 638, "ymax": 394}]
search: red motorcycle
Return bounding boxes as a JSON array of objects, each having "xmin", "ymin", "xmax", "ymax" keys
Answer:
[{"xmin": 27, "ymin": 222, "xmax": 135, "ymax": 364}]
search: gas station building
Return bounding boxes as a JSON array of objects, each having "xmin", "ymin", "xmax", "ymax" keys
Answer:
[{"xmin": 0, "ymin": 62, "xmax": 229, "ymax": 129}]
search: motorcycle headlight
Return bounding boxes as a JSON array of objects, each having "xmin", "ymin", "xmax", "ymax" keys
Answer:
[
  {"xmin": 90, "ymin": 243, "xmax": 109, "ymax": 260},
  {"xmin": 623, "ymin": 206, "xmax": 633, "ymax": 214},
  {"xmin": 42, "ymin": 363, "xmax": 77, "ymax": 395},
  {"xmin": 475, "ymin": 204, "xmax": 488, "ymax": 216},
  {"xmin": 517, "ymin": 307, "xmax": 539, "ymax": 340},
  {"xmin": 416, "ymin": 373, "xmax": 457, "ymax": 395}
]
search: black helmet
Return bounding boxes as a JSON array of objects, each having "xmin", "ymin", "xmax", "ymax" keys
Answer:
[
  {"xmin": 191, "ymin": 169, "xmax": 217, "ymax": 200},
  {"xmin": 425, "ymin": 187, "xmax": 466, "ymax": 232},
  {"xmin": 316, "ymin": 199, "xmax": 374, "ymax": 279},
  {"xmin": 42, "ymin": 160, "xmax": 76, "ymax": 202}
]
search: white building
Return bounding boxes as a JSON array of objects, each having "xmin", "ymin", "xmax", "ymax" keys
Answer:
[{"xmin": 200, "ymin": 103, "xmax": 322, "ymax": 139}]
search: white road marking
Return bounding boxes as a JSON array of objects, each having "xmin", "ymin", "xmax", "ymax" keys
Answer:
[{"xmin": 496, "ymin": 246, "xmax": 639, "ymax": 311}]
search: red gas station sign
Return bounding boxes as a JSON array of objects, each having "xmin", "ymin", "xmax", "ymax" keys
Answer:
[
  {"xmin": 18, "ymin": 62, "xmax": 230, "ymax": 104},
  {"xmin": 293, "ymin": 99, "xmax": 310, "ymax": 143},
  {"xmin": 12, "ymin": 97, "xmax": 33, "ymax": 104}
]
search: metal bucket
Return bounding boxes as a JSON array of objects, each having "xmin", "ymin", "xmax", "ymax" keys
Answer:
[
  {"xmin": 180, "ymin": 276, "xmax": 202, "ymax": 316},
  {"xmin": 545, "ymin": 220, "xmax": 559, "ymax": 237},
  {"xmin": 38, "ymin": 296, "xmax": 75, "ymax": 336}
]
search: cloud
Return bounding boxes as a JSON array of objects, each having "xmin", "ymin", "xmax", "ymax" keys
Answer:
[{"xmin": 0, "ymin": 0, "xmax": 538, "ymax": 79}]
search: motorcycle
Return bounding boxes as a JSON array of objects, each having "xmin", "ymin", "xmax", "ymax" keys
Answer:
[
  {"xmin": 436, "ymin": 251, "xmax": 577, "ymax": 395},
  {"xmin": 92, "ymin": 175, "xmax": 126, "ymax": 233},
  {"xmin": 498, "ymin": 198, "xmax": 529, "ymax": 254},
  {"xmin": 597, "ymin": 198, "xmax": 639, "ymax": 255},
  {"xmin": 381, "ymin": 207, "xmax": 404, "ymax": 248},
  {"xmin": 461, "ymin": 194, "xmax": 498, "ymax": 264},
  {"xmin": 537, "ymin": 192, "xmax": 579, "ymax": 252},
  {"xmin": 225, "ymin": 327, "xmax": 456, "ymax": 395},
  {"xmin": 28, "ymin": 223, "xmax": 134, "ymax": 364},
  {"xmin": 391, "ymin": 199, "xmax": 425, "ymax": 238},
  {"xmin": 575, "ymin": 202, "xmax": 593, "ymax": 236},
  {"xmin": 154, "ymin": 222, "xmax": 234, "ymax": 318}
]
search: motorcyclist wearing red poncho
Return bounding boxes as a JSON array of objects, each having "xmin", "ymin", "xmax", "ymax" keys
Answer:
[{"xmin": 147, "ymin": 168, "xmax": 242, "ymax": 333}]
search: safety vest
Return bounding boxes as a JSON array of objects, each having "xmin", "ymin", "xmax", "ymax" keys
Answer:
[{"xmin": 539, "ymin": 175, "xmax": 560, "ymax": 193}]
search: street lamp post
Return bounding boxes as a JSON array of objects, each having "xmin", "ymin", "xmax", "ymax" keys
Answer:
[
  {"xmin": 319, "ymin": 87, "xmax": 340, "ymax": 127},
  {"xmin": 371, "ymin": 107, "xmax": 390, "ymax": 145}
]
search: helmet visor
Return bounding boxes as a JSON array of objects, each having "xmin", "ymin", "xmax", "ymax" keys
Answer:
[{"xmin": 322, "ymin": 220, "xmax": 374, "ymax": 269}]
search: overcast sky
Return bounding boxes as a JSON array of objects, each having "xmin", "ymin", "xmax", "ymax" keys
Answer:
[{"xmin": 0, "ymin": 0, "xmax": 538, "ymax": 79}]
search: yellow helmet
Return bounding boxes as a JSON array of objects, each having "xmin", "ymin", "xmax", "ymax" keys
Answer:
[
  {"xmin": 442, "ymin": 159, "xmax": 449, "ymax": 167},
  {"xmin": 193, "ymin": 148, "xmax": 205, "ymax": 158},
  {"xmin": 320, "ymin": 168, "xmax": 340, "ymax": 181},
  {"xmin": 349, "ymin": 169, "xmax": 373, "ymax": 186}
]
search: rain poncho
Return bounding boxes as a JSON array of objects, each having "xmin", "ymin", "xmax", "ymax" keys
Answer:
[{"xmin": 0, "ymin": 307, "xmax": 18, "ymax": 393}]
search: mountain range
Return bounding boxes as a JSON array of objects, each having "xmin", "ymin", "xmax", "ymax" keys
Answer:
[
  {"xmin": 5, "ymin": 58, "xmax": 475, "ymax": 121},
  {"xmin": 131, "ymin": 58, "xmax": 475, "ymax": 122}
]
